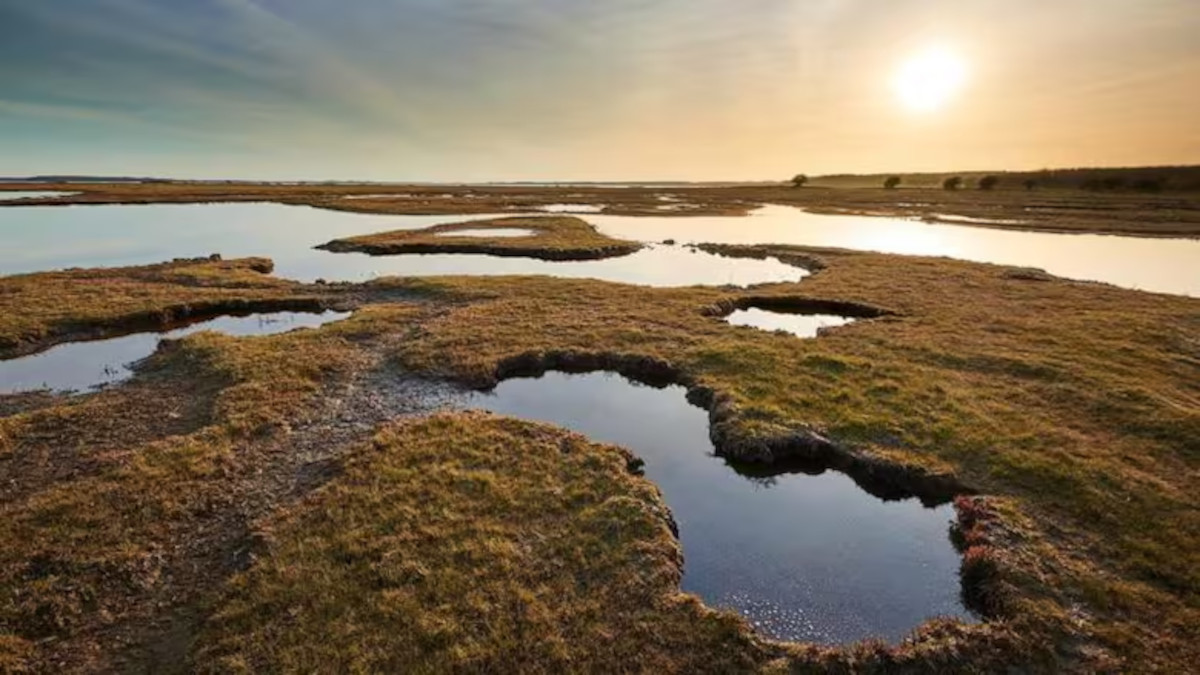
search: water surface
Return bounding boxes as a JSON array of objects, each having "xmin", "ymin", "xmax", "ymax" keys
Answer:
[
  {"xmin": 538, "ymin": 204, "xmax": 604, "ymax": 213},
  {"xmin": 588, "ymin": 205, "xmax": 1200, "ymax": 296},
  {"xmin": 0, "ymin": 310, "xmax": 349, "ymax": 394},
  {"xmin": 1, "ymin": 202, "xmax": 1194, "ymax": 295},
  {"xmin": 726, "ymin": 309, "xmax": 857, "ymax": 337},
  {"xmin": 926, "ymin": 213, "xmax": 1028, "ymax": 226},
  {"xmin": 0, "ymin": 191, "xmax": 78, "ymax": 201},
  {"xmin": 0, "ymin": 204, "xmax": 804, "ymax": 287},
  {"xmin": 470, "ymin": 372, "xmax": 970, "ymax": 644}
]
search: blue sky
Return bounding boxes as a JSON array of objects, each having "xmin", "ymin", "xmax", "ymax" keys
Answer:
[{"xmin": 2, "ymin": 0, "xmax": 1198, "ymax": 180}]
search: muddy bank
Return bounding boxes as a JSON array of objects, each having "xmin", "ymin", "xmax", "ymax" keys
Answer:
[
  {"xmin": 319, "ymin": 238, "xmax": 641, "ymax": 261},
  {"xmin": 0, "ymin": 297, "xmax": 338, "ymax": 361},
  {"xmin": 469, "ymin": 370, "xmax": 977, "ymax": 644},
  {"xmin": 704, "ymin": 295, "xmax": 894, "ymax": 321},
  {"xmin": 695, "ymin": 243, "xmax": 830, "ymax": 273},
  {"xmin": 485, "ymin": 350, "xmax": 969, "ymax": 506}
]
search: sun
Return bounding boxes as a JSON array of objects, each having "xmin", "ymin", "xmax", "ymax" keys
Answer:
[{"xmin": 892, "ymin": 46, "xmax": 968, "ymax": 113}]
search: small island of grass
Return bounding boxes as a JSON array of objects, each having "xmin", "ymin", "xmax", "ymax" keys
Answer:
[{"xmin": 316, "ymin": 215, "xmax": 643, "ymax": 261}]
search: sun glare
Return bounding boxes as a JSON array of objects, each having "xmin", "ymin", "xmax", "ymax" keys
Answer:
[{"xmin": 893, "ymin": 46, "xmax": 968, "ymax": 113}]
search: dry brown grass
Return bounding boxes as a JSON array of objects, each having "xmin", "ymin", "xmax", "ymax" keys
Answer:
[
  {"xmin": 368, "ymin": 246, "xmax": 1199, "ymax": 671},
  {"xmin": 0, "ymin": 257, "xmax": 327, "ymax": 358},
  {"xmin": 1, "ymin": 236, "xmax": 1197, "ymax": 671},
  {"xmin": 0, "ymin": 301, "xmax": 431, "ymax": 672},
  {"xmin": 4, "ymin": 181, "xmax": 1198, "ymax": 236},
  {"xmin": 191, "ymin": 413, "xmax": 767, "ymax": 674},
  {"xmin": 317, "ymin": 215, "xmax": 642, "ymax": 261}
]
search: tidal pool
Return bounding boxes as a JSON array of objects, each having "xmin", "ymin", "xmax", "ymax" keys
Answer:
[
  {"xmin": 0, "ymin": 310, "xmax": 349, "ymax": 394},
  {"xmin": 434, "ymin": 228, "xmax": 536, "ymax": 238},
  {"xmin": 469, "ymin": 371, "xmax": 971, "ymax": 644},
  {"xmin": 0, "ymin": 204, "xmax": 804, "ymax": 287},
  {"xmin": 726, "ymin": 309, "xmax": 858, "ymax": 338}
]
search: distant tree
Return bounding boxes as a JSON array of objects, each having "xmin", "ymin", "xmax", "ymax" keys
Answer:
[
  {"xmin": 942, "ymin": 176, "xmax": 963, "ymax": 191},
  {"xmin": 1023, "ymin": 179, "xmax": 1037, "ymax": 191},
  {"xmin": 978, "ymin": 175, "xmax": 999, "ymax": 191},
  {"xmin": 1133, "ymin": 178, "xmax": 1164, "ymax": 192},
  {"xmin": 791, "ymin": 174, "xmax": 809, "ymax": 188},
  {"xmin": 884, "ymin": 176, "xmax": 902, "ymax": 190},
  {"xmin": 1102, "ymin": 176, "xmax": 1126, "ymax": 191}
]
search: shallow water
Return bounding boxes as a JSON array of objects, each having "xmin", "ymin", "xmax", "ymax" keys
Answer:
[
  {"xmin": 588, "ymin": 205, "xmax": 1200, "ymax": 296},
  {"xmin": 0, "ymin": 191, "xmax": 78, "ymax": 201},
  {"xmin": 469, "ymin": 371, "xmax": 970, "ymax": 644},
  {"xmin": 927, "ymin": 213, "xmax": 1028, "ymax": 226},
  {"xmin": 0, "ymin": 201, "xmax": 1194, "ymax": 295},
  {"xmin": 348, "ymin": 245, "xmax": 806, "ymax": 287},
  {"xmin": 0, "ymin": 310, "xmax": 349, "ymax": 394},
  {"xmin": 0, "ymin": 204, "xmax": 803, "ymax": 287},
  {"xmin": 726, "ymin": 309, "xmax": 857, "ymax": 337},
  {"xmin": 434, "ymin": 228, "xmax": 535, "ymax": 238},
  {"xmin": 538, "ymin": 204, "xmax": 604, "ymax": 213}
]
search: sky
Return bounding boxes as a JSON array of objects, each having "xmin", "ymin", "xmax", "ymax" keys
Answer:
[{"xmin": 2, "ymin": 0, "xmax": 1198, "ymax": 181}]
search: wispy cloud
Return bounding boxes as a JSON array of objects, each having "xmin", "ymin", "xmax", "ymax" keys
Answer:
[{"xmin": 1, "ymin": 0, "xmax": 1197, "ymax": 178}]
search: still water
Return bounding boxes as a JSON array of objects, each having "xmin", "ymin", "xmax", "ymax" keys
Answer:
[
  {"xmin": 588, "ymin": 205, "xmax": 1200, "ymax": 296},
  {"xmin": 470, "ymin": 372, "xmax": 971, "ymax": 644},
  {"xmin": 726, "ymin": 309, "xmax": 858, "ymax": 338},
  {"xmin": 0, "ymin": 202, "xmax": 1194, "ymax": 295},
  {"xmin": 538, "ymin": 204, "xmax": 605, "ymax": 213},
  {"xmin": 0, "ymin": 310, "xmax": 349, "ymax": 394},
  {"xmin": 0, "ymin": 204, "xmax": 804, "ymax": 287},
  {"xmin": 0, "ymin": 191, "xmax": 78, "ymax": 201}
]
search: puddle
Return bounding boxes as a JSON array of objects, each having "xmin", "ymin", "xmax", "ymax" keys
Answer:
[
  {"xmin": 469, "ymin": 371, "xmax": 972, "ymax": 644},
  {"xmin": 726, "ymin": 309, "xmax": 857, "ymax": 337},
  {"xmin": 0, "ymin": 310, "xmax": 349, "ymax": 395},
  {"xmin": 538, "ymin": 204, "xmax": 604, "ymax": 213},
  {"xmin": 0, "ymin": 202, "xmax": 1195, "ymax": 295},
  {"xmin": 433, "ymin": 228, "xmax": 536, "ymax": 238},
  {"xmin": 0, "ymin": 191, "xmax": 78, "ymax": 201}
]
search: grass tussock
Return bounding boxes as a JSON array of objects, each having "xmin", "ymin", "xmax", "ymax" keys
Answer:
[
  {"xmin": 0, "ymin": 257, "xmax": 324, "ymax": 357},
  {"xmin": 318, "ymin": 215, "xmax": 642, "ymax": 261},
  {"xmin": 0, "ymin": 304, "xmax": 423, "ymax": 672},
  {"xmin": 191, "ymin": 413, "xmax": 764, "ymax": 674}
]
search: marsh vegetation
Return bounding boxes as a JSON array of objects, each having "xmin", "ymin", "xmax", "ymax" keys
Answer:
[{"xmin": 0, "ymin": 184, "xmax": 1197, "ymax": 673}]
